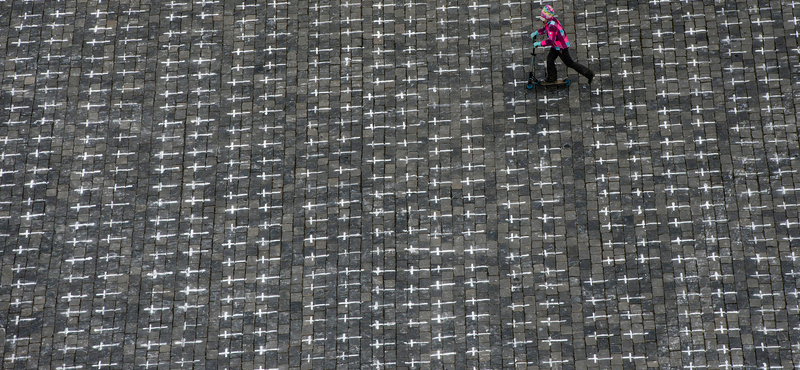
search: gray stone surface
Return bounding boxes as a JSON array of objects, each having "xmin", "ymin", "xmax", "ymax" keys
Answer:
[{"xmin": 1, "ymin": 0, "xmax": 800, "ymax": 368}]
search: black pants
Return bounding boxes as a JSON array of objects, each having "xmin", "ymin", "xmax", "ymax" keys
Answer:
[{"xmin": 546, "ymin": 47, "xmax": 592, "ymax": 82}]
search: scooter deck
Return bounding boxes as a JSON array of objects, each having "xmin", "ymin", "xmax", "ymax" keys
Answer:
[
  {"xmin": 535, "ymin": 79, "xmax": 570, "ymax": 86},
  {"xmin": 526, "ymin": 76, "xmax": 571, "ymax": 89}
]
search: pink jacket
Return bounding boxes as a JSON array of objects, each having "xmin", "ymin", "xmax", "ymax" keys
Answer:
[{"xmin": 535, "ymin": 18, "xmax": 570, "ymax": 50}]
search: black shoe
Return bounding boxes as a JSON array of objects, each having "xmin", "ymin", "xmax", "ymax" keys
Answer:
[
  {"xmin": 544, "ymin": 76, "xmax": 557, "ymax": 83},
  {"xmin": 587, "ymin": 71, "xmax": 595, "ymax": 84}
]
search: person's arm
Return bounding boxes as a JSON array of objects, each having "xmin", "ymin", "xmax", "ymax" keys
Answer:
[
  {"xmin": 530, "ymin": 27, "xmax": 546, "ymax": 40},
  {"xmin": 537, "ymin": 21, "xmax": 557, "ymax": 47}
]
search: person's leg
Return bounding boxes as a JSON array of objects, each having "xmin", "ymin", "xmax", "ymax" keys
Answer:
[
  {"xmin": 558, "ymin": 48, "xmax": 594, "ymax": 82},
  {"xmin": 545, "ymin": 48, "xmax": 559, "ymax": 82}
]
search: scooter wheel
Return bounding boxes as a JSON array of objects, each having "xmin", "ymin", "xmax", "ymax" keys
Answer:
[
  {"xmin": 526, "ymin": 82, "xmax": 534, "ymax": 90},
  {"xmin": 564, "ymin": 79, "xmax": 571, "ymax": 86}
]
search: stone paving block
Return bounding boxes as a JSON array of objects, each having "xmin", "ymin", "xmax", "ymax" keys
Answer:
[{"xmin": 1, "ymin": 0, "xmax": 800, "ymax": 369}]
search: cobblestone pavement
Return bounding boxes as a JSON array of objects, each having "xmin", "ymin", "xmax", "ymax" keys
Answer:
[{"xmin": 1, "ymin": 0, "xmax": 800, "ymax": 369}]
